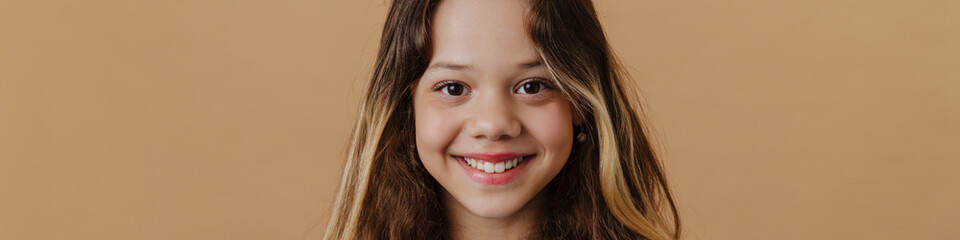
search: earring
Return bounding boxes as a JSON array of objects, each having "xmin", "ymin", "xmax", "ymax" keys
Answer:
[{"xmin": 577, "ymin": 131, "xmax": 587, "ymax": 142}]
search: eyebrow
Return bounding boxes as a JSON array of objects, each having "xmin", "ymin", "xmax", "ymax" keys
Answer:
[
  {"xmin": 426, "ymin": 62, "xmax": 474, "ymax": 72},
  {"xmin": 518, "ymin": 60, "xmax": 542, "ymax": 69},
  {"xmin": 425, "ymin": 60, "xmax": 543, "ymax": 72}
]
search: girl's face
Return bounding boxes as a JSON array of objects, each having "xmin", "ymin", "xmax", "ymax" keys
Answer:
[{"xmin": 413, "ymin": 0, "xmax": 575, "ymax": 219}]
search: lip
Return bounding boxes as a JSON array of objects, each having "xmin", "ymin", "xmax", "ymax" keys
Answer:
[
  {"xmin": 452, "ymin": 153, "xmax": 536, "ymax": 185},
  {"xmin": 455, "ymin": 152, "xmax": 532, "ymax": 163}
]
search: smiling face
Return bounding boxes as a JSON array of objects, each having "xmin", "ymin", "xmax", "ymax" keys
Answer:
[{"xmin": 412, "ymin": 0, "xmax": 575, "ymax": 219}]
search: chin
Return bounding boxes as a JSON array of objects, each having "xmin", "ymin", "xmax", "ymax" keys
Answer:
[{"xmin": 458, "ymin": 192, "xmax": 533, "ymax": 219}]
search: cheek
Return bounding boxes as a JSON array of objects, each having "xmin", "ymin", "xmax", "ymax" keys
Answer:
[
  {"xmin": 522, "ymin": 100, "xmax": 574, "ymax": 160},
  {"xmin": 414, "ymin": 101, "xmax": 460, "ymax": 162}
]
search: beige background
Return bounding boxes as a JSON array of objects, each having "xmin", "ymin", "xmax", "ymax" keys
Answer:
[{"xmin": 1, "ymin": 0, "xmax": 957, "ymax": 239}]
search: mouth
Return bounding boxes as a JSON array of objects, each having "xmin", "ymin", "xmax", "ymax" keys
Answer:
[
  {"xmin": 450, "ymin": 153, "xmax": 537, "ymax": 185},
  {"xmin": 453, "ymin": 155, "xmax": 534, "ymax": 173}
]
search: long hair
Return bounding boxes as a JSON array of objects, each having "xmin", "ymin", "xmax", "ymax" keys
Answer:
[{"xmin": 322, "ymin": 0, "xmax": 680, "ymax": 239}]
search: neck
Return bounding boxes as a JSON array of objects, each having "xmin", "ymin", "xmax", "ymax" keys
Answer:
[{"xmin": 444, "ymin": 190, "xmax": 543, "ymax": 240}]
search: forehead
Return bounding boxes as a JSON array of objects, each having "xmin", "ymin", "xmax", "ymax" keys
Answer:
[{"xmin": 429, "ymin": 0, "xmax": 539, "ymax": 69}]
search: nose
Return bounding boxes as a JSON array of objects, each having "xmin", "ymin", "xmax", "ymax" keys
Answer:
[{"xmin": 464, "ymin": 91, "xmax": 521, "ymax": 141}]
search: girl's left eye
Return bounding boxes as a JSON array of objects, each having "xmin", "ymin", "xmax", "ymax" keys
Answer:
[{"xmin": 516, "ymin": 78, "xmax": 552, "ymax": 94}]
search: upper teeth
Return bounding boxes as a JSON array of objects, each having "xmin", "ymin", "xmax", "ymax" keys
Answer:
[{"xmin": 465, "ymin": 157, "xmax": 524, "ymax": 173}]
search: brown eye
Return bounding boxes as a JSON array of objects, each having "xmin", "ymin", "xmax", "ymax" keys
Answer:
[
  {"xmin": 442, "ymin": 83, "xmax": 465, "ymax": 96},
  {"xmin": 522, "ymin": 82, "xmax": 541, "ymax": 94},
  {"xmin": 517, "ymin": 78, "xmax": 551, "ymax": 94}
]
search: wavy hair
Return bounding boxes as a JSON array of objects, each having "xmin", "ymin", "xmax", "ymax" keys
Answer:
[{"xmin": 322, "ymin": 0, "xmax": 680, "ymax": 239}]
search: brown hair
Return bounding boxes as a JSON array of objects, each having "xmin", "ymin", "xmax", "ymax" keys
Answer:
[{"xmin": 322, "ymin": 0, "xmax": 680, "ymax": 239}]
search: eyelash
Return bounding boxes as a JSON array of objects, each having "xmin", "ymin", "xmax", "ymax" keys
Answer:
[
  {"xmin": 431, "ymin": 80, "xmax": 462, "ymax": 92},
  {"xmin": 430, "ymin": 78, "xmax": 554, "ymax": 94},
  {"xmin": 518, "ymin": 78, "xmax": 554, "ymax": 93}
]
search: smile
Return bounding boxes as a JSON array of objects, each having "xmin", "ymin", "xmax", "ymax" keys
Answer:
[
  {"xmin": 463, "ymin": 156, "xmax": 526, "ymax": 173},
  {"xmin": 452, "ymin": 153, "xmax": 536, "ymax": 185}
]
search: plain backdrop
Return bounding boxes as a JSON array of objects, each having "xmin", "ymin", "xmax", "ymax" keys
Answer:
[{"xmin": 1, "ymin": 0, "xmax": 958, "ymax": 239}]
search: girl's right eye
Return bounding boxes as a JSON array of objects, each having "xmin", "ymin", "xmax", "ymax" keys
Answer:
[{"xmin": 432, "ymin": 81, "xmax": 468, "ymax": 96}]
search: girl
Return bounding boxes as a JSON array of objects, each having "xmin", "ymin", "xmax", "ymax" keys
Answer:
[{"xmin": 324, "ymin": 0, "xmax": 680, "ymax": 239}]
